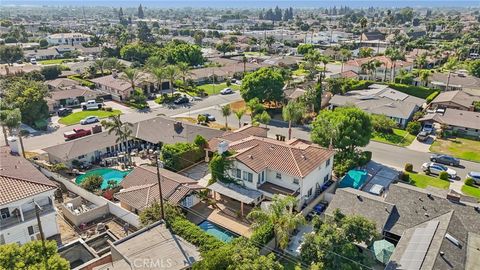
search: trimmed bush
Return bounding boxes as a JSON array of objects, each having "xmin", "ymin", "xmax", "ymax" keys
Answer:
[
  {"xmin": 405, "ymin": 163, "xmax": 413, "ymax": 172},
  {"xmin": 426, "ymin": 91, "xmax": 440, "ymax": 104},
  {"xmin": 439, "ymin": 171, "xmax": 449, "ymax": 181},
  {"xmin": 388, "ymin": 83, "xmax": 437, "ymax": 99},
  {"xmin": 169, "ymin": 216, "xmax": 224, "ymax": 254},
  {"xmin": 161, "ymin": 142, "xmax": 204, "ymax": 171},
  {"xmin": 400, "ymin": 171, "xmax": 410, "ymax": 182},
  {"xmin": 250, "ymin": 221, "xmax": 274, "ymax": 246},
  {"xmin": 465, "ymin": 178, "xmax": 475, "ymax": 186},
  {"xmin": 406, "ymin": 121, "xmax": 421, "ymax": 135}
]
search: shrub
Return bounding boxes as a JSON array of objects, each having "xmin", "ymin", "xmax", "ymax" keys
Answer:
[
  {"xmin": 103, "ymin": 107, "xmax": 113, "ymax": 112},
  {"xmin": 399, "ymin": 171, "xmax": 410, "ymax": 182},
  {"xmin": 426, "ymin": 91, "xmax": 440, "ymax": 104},
  {"xmin": 404, "ymin": 163, "xmax": 413, "ymax": 172},
  {"xmin": 169, "ymin": 216, "xmax": 224, "ymax": 254},
  {"xmin": 81, "ymin": 175, "xmax": 103, "ymax": 192},
  {"xmin": 358, "ymin": 151, "xmax": 372, "ymax": 166},
  {"xmin": 371, "ymin": 114, "xmax": 396, "ymax": 133},
  {"xmin": 250, "ymin": 221, "xmax": 274, "ymax": 245},
  {"xmin": 51, "ymin": 163, "xmax": 68, "ymax": 172},
  {"xmin": 465, "ymin": 178, "xmax": 475, "ymax": 186},
  {"xmin": 194, "ymin": 135, "xmax": 207, "ymax": 148},
  {"xmin": 406, "ymin": 121, "xmax": 421, "ymax": 135},
  {"xmin": 439, "ymin": 171, "xmax": 449, "ymax": 181},
  {"xmin": 161, "ymin": 142, "xmax": 204, "ymax": 171},
  {"xmin": 67, "ymin": 75, "xmax": 95, "ymax": 89}
]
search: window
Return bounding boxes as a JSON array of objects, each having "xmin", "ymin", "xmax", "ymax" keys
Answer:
[
  {"xmin": 276, "ymin": 173, "xmax": 282, "ymax": 179},
  {"xmin": 243, "ymin": 171, "xmax": 253, "ymax": 182},
  {"xmin": 0, "ymin": 208, "xmax": 10, "ymax": 219},
  {"xmin": 293, "ymin": 178, "xmax": 300, "ymax": 185},
  {"xmin": 307, "ymin": 188, "xmax": 313, "ymax": 197},
  {"xmin": 326, "ymin": 158, "xmax": 331, "ymax": 167},
  {"xmin": 28, "ymin": 225, "xmax": 39, "ymax": 236},
  {"xmin": 236, "ymin": 169, "xmax": 241, "ymax": 179}
]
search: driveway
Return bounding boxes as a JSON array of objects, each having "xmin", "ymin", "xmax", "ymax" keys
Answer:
[{"xmin": 407, "ymin": 135, "xmax": 435, "ymax": 153}]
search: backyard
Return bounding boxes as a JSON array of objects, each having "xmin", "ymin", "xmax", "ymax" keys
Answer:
[
  {"xmin": 58, "ymin": 110, "xmax": 122, "ymax": 125},
  {"xmin": 430, "ymin": 137, "xmax": 480, "ymax": 163},
  {"xmin": 371, "ymin": 129, "xmax": 416, "ymax": 147},
  {"xmin": 461, "ymin": 185, "xmax": 480, "ymax": 199},
  {"xmin": 197, "ymin": 83, "xmax": 240, "ymax": 96},
  {"xmin": 406, "ymin": 172, "xmax": 450, "ymax": 189}
]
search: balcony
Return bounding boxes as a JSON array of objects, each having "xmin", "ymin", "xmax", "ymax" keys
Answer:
[{"xmin": 0, "ymin": 203, "xmax": 55, "ymax": 230}]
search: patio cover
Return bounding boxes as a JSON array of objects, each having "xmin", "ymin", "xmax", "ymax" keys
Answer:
[{"xmin": 208, "ymin": 182, "xmax": 262, "ymax": 204}]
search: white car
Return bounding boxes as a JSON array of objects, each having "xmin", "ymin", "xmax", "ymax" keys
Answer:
[
  {"xmin": 220, "ymin": 88, "xmax": 233, "ymax": 95},
  {"xmin": 422, "ymin": 123, "xmax": 434, "ymax": 134},
  {"xmin": 421, "ymin": 162, "xmax": 457, "ymax": 179},
  {"xmin": 80, "ymin": 116, "xmax": 99, "ymax": 125},
  {"xmin": 81, "ymin": 100, "xmax": 103, "ymax": 110}
]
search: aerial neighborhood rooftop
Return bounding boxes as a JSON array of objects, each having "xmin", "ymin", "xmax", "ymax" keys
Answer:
[{"xmin": 1, "ymin": 2, "xmax": 480, "ymax": 270}]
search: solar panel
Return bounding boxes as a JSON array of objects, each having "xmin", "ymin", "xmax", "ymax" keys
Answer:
[{"xmin": 399, "ymin": 220, "xmax": 439, "ymax": 270}]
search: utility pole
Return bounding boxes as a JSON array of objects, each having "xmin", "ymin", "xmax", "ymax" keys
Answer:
[
  {"xmin": 155, "ymin": 144, "xmax": 165, "ymax": 221},
  {"xmin": 34, "ymin": 202, "xmax": 48, "ymax": 270}
]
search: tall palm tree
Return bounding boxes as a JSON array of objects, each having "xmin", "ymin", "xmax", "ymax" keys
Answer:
[
  {"xmin": 255, "ymin": 110, "xmax": 271, "ymax": 129},
  {"xmin": 242, "ymin": 56, "xmax": 248, "ymax": 77},
  {"xmin": 282, "ymin": 101, "xmax": 305, "ymax": 140},
  {"xmin": 177, "ymin": 62, "xmax": 192, "ymax": 85},
  {"xmin": 234, "ymin": 109, "xmax": 245, "ymax": 128},
  {"xmin": 419, "ymin": 69, "xmax": 431, "ymax": 87},
  {"xmin": 94, "ymin": 58, "xmax": 107, "ymax": 76},
  {"xmin": 359, "ymin": 17, "xmax": 368, "ymax": 47},
  {"xmin": 444, "ymin": 57, "xmax": 457, "ymax": 90},
  {"xmin": 221, "ymin": 104, "xmax": 232, "ymax": 130},
  {"xmin": 361, "ymin": 61, "xmax": 375, "ymax": 80},
  {"xmin": 149, "ymin": 67, "xmax": 165, "ymax": 92},
  {"xmin": 120, "ymin": 68, "xmax": 142, "ymax": 92},
  {"xmin": 319, "ymin": 55, "xmax": 330, "ymax": 82},
  {"xmin": 371, "ymin": 59, "xmax": 382, "ymax": 81},
  {"xmin": 247, "ymin": 195, "xmax": 305, "ymax": 250},
  {"xmin": 102, "ymin": 115, "xmax": 134, "ymax": 166},
  {"xmin": 164, "ymin": 65, "xmax": 180, "ymax": 95},
  {"xmin": 145, "ymin": 55, "xmax": 164, "ymax": 70},
  {"xmin": 339, "ymin": 48, "xmax": 352, "ymax": 73},
  {"xmin": 264, "ymin": 36, "xmax": 275, "ymax": 52}
]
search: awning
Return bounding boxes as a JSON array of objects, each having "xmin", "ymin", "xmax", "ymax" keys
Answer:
[{"xmin": 208, "ymin": 182, "xmax": 262, "ymax": 204}]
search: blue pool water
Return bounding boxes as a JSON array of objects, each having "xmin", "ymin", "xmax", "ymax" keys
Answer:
[
  {"xmin": 76, "ymin": 168, "xmax": 131, "ymax": 190},
  {"xmin": 339, "ymin": 169, "xmax": 368, "ymax": 189},
  {"xmin": 198, "ymin": 220, "xmax": 238, "ymax": 242}
]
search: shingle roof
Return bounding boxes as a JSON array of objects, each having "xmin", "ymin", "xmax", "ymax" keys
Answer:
[
  {"xmin": 0, "ymin": 147, "xmax": 57, "ymax": 205},
  {"xmin": 430, "ymin": 90, "xmax": 480, "ymax": 109},
  {"xmin": 90, "ymin": 74, "xmax": 132, "ymax": 93},
  {"xmin": 422, "ymin": 109, "xmax": 480, "ymax": 130}
]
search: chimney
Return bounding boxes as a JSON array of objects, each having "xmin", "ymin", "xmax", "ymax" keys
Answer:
[
  {"xmin": 7, "ymin": 136, "xmax": 22, "ymax": 156},
  {"xmin": 446, "ymin": 192, "xmax": 461, "ymax": 203}
]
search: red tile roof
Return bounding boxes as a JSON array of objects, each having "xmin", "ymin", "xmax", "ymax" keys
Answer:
[{"xmin": 346, "ymin": 56, "xmax": 413, "ymax": 69}]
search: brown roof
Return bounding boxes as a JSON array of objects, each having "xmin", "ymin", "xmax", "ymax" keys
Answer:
[
  {"xmin": 0, "ymin": 147, "xmax": 57, "ymax": 205},
  {"xmin": 90, "ymin": 74, "xmax": 132, "ymax": 93},
  {"xmin": 431, "ymin": 90, "xmax": 480, "ymax": 108},
  {"xmin": 207, "ymin": 125, "xmax": 268, "ymax": 150},
  {"xmin": 115, "ymin": 166, "xmax": 202, "ymax": 210},
  {"xmin": 47, "ymin": 86, "xmax": 98, "ymax": 101},
  {"xmin": 46, "ymin": 78, "xmax": 79, "ymax": 89}
]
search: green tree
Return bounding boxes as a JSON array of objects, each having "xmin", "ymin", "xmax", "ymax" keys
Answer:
[
  {"xmin": 340, "ymin": 48, "xmax": 352, "ymax": 72},
  {"xmin": 0, "ymin": 45, "xmax": 23, "ymax": 65},
  {"xmin": 177, "ymin": 62, "xmax": 192, "ymax": 85},
  {"xmin": 358, "ymin": 47, "xmax": 374, "ymax": 58},
  {"xmin": 81, "ymin": 174, "xmax": 103, "ymax": 192},
  {"xmin": 164, "ymin": 65, "xmax": 180, "ymax": 95},
  {"xmin": 241, "ymin": 67, "xmax": 284, "ymax": 104},
  {"xmin": 254, "ymin": 110, "xmax": 271, "ymax": 129},
  {"xmin": 246, "ymin": 97, "xmax": 265, "ymax": 117},
  {"xmin": 467, "ymin": 59, "xmax": 480, "ymax": 78},
  {"xmin": 101, "ymin": 115, "xmax": 134, "ymax": 165},
  {"xmin": 297, "ymin": 43, "xmax": 314, "ymax": 55},
  {"xmin": 371, "ymin": 114, "xmax": 397, "ymax": 133},
  {"xmin": 209, "ymin": 152, "xmax": 233, "ymax": 184},
  {"xmin": 311, "ymin": 107, "xmax": 372, "ymax": 153},
  {"xmin": 282, "ymin": 100, "xmax": 305, "ymax": 140},
  {"xmin": 359, "ymin": 17, "xmax": 368, "ymax": 46},
  {"xmin": 406, "ymin": 121, "xmax": 421, "ymax": 135},
  {"xmin": 40, "ymin": 65, "xmax": 61, "ymax": 80},
  {"xmin": 0, "ymin": 240, "xmax": 69, "ymax": 270},
  {"xmin": 264, "ymin": 36, "xmax": 275, "ymax": 52},
  {"xmin": 216, "ymin": 42, "xmax": 234, "ymax": 56},
  {"xmin": 149, "ymin": 67, "xmax": 166, "ymax": 92},
  {"xmin": 444, "ymin": 57, "xmax": 458, "ymax": 90},
  {"xmin": 137, "ymin": 4, "xmax": 144, "ymax": 19},
  {"xmin": 137, "ymin": 21, "xmax": 154, "ymax": 43},
  {"xmin": 120, "ymin": 68, "xmax": 142, "ymax": 91},
  {"xmin": 39, "ymin": 39, "xmax": 49, "ymax": 48},
  {"xmin": 419, "ymin": 69, "xmax": 431, "ymax": 86},
  {"xmin": 163, "ymin": 41, "xmax": 204, "ymax": 66},
  {"xmin": 234, "ymin": 109, "xmax": 246, "ymax": 128},
  {"xmin": 300, "ymin": 209, "xmax": 377, "ymax": 269},
  {"xmin": 247, "ymin": 195, "xmax": 305, "ymax": 250},
  {"xmin": 221, "ymin": 104, "xmax": 232, "ymax": 129},
  {"xmin": 2, "ymin": 79, "xmax": 49, "ymax": 126}
]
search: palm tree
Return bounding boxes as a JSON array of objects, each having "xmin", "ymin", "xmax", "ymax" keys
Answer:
[
  {"xmin": 94, "ymin": 58, "xmax": 107, "ymax": 76},
  {"xmin": 255, "ymin": 111, "xmax": 271, "ymax": 129},
  {"xmin": 102, "ymin": 115, "xmax": 134, "ymax": 166},
  {"xmin": 177, "ymin": 62, "xmax": 192, "ymax": 85},
  {"xmin": 319, "ymin": 55, "xmax": 330, "ymax": 82},
  {"xmin": 221, "ymin": 104, "xmax": 232, "ymax": 130},
  {"xmin": 164, "ymin": 65, "xmax": 180, "ymax": 95},
  {"xmin": 444, "ymin": 57, "xmax": 457, "ymax": 90},
  {"xmin": 340, "ymin": 48, "xmax": 352, "ymax": 73},
  {"xmin": 2, "ymin": 108, "xmax": 25, "ymax": 157},
  {"xmin": 264, "ymin": 36, "xmax": 275, "ymax": 52},
  {"xmin": 145, "ymin": 55, "xmax": 164, "ymax": 70},
  {"xmin": 419, "ymin": 69, "xmax": 431, "ymax": 87},
  {"xmin": 247, "ymin": 195, "xmax": 305, "ymax": 250},
  {"xmin": 242, "ymin": 56, "xmax": 248, "ymax": 77},
  {"xmin": 120, "ymin": 68, "xmax": 142, "ymax": 92},
  {"xmin": 371, "ymin": 59, "xmax": 382, "ymax": 81},
  {"xmin": 359, "ymin": 17, "xmax": 368, "ymax": 47},
  {"xmin": 282, "ymin": 101, "xmax": 305, "ymax": 140},
  {"xmin": 149, "ymin": 67, "xmax": 165, "ymax": 92},
  {"xmin": 234, "ymin": 109, "xmax": 245, "ymax": 128},
  {"xmin": 361, "ymin": 60, "xmax": 376, "ymax": 80}
]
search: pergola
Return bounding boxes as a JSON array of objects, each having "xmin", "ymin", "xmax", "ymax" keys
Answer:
[{"xmin": 208, "ymin": 182, "xmax": 263, "ymax": 216}]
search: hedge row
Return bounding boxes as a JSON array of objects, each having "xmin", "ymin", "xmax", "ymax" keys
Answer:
[
  {"xmin": 67, "ymin": 75, "xmax": 96, "ymax": 89},
  {"xmin": 425, "ymin": 91, "xmax": 440, "ymax": 104},
  {"xmin": 250, "ymin": 221, "xmax": 274, "ymax": 246},
  {"xmin": 387, "ymin": 83, "xmax": 437, "ymax": 99},
  {"xmin": 161, "ymin": 142, "xmax": 205, "ymax": 171},
  {"xmin": 169, "ymin": 217, "xmax": 224, "ymax": 254}
]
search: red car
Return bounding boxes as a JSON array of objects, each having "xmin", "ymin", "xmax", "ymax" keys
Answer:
[{"xmin": 63, "ymin": 128, "xmax": 91, "ymax": 140}]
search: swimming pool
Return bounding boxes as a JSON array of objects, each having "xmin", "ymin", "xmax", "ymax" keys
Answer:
[
  {"xmin": 339, "ymin": 169, "xmax": 368, "ymax": 189},
  {"xmin": 198, "ymin": 220, "xmax": 238, "ymax": 243},
  {"xmin": 76, "ymin": 168, "xmax": 131, "ymax": 190}
]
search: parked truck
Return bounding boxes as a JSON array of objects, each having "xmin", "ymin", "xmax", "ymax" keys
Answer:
[
  {"xmin": 81, "ymin": 100, "xmax": 103, "ymax": 110},
  {"xmin": 64, "ymin": 128, "xmax": 92, "ymax": 140}
]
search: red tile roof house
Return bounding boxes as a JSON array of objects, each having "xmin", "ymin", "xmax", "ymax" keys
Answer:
[
  {"xmin": 114, "ymin": 166, "xmax": 204, "ymax": 214},
  {"xmin": 206, "ymin": 125, "xmax": 335, "ymax": 210},
  {"xmin": 344, "ymin": 56, "xmax": 413, "ymax": 82},
  {"xmin": 0, "ymin": 146, "xmax": 60, "ymax": 245}
]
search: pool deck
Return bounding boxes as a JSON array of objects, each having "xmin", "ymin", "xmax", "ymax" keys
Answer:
[{"xmin": 187, "ymin": 202, "xmax": 252, "ymax": 238}]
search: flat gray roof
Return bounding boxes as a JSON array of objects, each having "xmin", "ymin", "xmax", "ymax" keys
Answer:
[{"xmin": 208, "ymin": 182, "xmax": 263, "ymax": 204}]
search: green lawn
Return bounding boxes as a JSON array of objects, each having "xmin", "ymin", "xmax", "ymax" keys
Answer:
[
  {"xmin": 430, "ymin": 137, "xmax": 480, "ymax": 163},
  {"xmin": 197, "ymin": 83, "xmax": 241, "ymax": 95},
  {"xmin": 461, "ymin": 185, "xmax": 480, "ymax": 200},
  {"xmin": 39, "ymin": 58, "xmax": 75, "ymax": 65},
  {"xmin": 58, "ymin": 110, "xmax": 122, "ymax": 125},
  {"xmin": 292, "ymin": 68, "xmax": 309, "ymax": 76},
  {"xmin": 407, "ymin": 172, "xmax": 450, "ymax": 190},
  {"xmin": 371, "ymin": 129, "xmax": 416, "ymax": 147}
]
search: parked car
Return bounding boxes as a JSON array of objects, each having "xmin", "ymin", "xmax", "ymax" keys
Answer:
[
  {"xmin": 467, "ymin": 172, "xmax": 480, "ymax": 185},
  {"xmin": 81, "ymin": 100, "xmax": 102, "ymax": 110},
  {"xmin": 422, "ymin": 123, "xmax": 434, "ymax": 134},
  {"xmin": 421, "ymin": 162, "xmax": 457, "ymax": 179},
  {"xmin": 200, "ymin": 113, "xmax": 216, "ymax": 122},
  {"xmin": 174, "ymin": 96, "xmax": 189, "ymax": 105},
  {"xmin": 430, "ymin": 154, "xmax": 460, "ymax": 167},
  {"xmin": 417, "ymin": 131, "xmax": 428, "ymax": 142},
  {"xmin": 63, "ymin": 128, "xmax": 91, "ymax": 140},
  {"xmin": 57, "ymin": 108, "xmax": 73, "ymax": 117},
  {"xmin": 80, "ymin": 116, "xmax": 99, "ymax": 125},
  {"xmin": 30, "ymin": 58, "xmax": 37, "ymax": 65},
  {"xmin": 220, "ymin": 88, "xmax": 233, "ymax": 95}
]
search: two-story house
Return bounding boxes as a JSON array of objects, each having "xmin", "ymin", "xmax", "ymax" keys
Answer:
[
  {"xmin": 0, "ymin": 146, "xmax": 59, "ymax": 245},
  {"xmin": 207, "ymin": 126, "xmax": 335, "ymax": 208}
]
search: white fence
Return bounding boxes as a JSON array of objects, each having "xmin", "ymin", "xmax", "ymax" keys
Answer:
[{"xmin": 38, "ymin": 167, "xmax": 140, "ymax": 228}]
